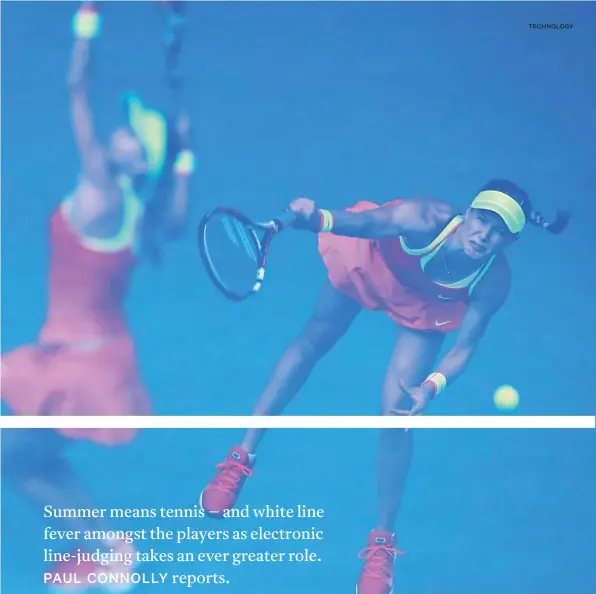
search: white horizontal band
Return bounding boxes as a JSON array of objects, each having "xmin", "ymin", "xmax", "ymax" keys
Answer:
[{"xmin": 0, "ymin": 416, "xmax": 593, "ymax": 430}]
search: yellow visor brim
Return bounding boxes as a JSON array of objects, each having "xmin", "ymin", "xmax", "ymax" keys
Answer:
[
  {"xmin": 471, "ymin": 190, "xmax": 526, "ymax": 234},
  {"xmin": 123, "ymin": 93, "xmax": 168, "ymax": 180}
]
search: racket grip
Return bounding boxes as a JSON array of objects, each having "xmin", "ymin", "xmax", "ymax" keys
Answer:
[
  {"xmin": 275, "ymin": 210, "xmax": 297, "ymax": 230},
  {"xmin": 160, "ymin": 0, "xmax": 187, "ymax": 14}
]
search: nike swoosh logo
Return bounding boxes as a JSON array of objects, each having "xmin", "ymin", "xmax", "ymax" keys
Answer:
[
  {"xmin": 437, "ymin": 295, "xmax": 452, "ymax": 300},
  {"xmin": 435, "ymin": 320, "xmax": 451, "ymax": 327}
]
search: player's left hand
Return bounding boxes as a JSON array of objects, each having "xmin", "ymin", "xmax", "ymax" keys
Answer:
[{"xmin": 391, "ymin": 380, "xmax": 435, "ymax": 425}]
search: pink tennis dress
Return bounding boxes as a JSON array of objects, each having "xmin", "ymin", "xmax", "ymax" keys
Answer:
[
  {"xmin": 318, "ymin": 200, "xmax": 495, "ymax": 332},
  {"xmin": 1, "ymin": 206, "xmax": 150, "ymax": 445}
]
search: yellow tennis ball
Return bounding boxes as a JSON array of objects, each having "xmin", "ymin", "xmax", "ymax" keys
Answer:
[{"xmin": 494, "ymin": 385, "xmax": 519, "ymax": 410}]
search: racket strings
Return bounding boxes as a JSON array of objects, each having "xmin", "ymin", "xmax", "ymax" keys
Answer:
[
  {"xmin": 202, "ymin": 212, "xmax": 263, "ymax": 299},
  {"xmin": 221, "ymin": 217, "xmax": 259, "ymax": 262}
]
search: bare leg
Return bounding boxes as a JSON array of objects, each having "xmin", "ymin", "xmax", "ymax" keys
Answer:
[
  {"xmin": 2, "ymin": 429, "xmax": 112, "ymax": 550},
  {"xmin": 376, "ymin": 327, "xmax": 444, "ymax": 532},
  {"xmin": 241, "ymin": 281, "xmax": 361, "ymax": 453}
]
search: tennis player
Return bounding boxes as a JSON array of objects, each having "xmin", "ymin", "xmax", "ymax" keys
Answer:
[
  {"xmin": 1, "ymin": 4, "xmax": 195, "ymax": 590},
  {"xmin": 200, "ymin": 180, "xmax": 568, "ymax": 594}
]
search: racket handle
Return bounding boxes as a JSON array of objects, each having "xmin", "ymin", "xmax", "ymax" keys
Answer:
[
  {"xmin": 160, "ymin": 0, "xmax": 187, "ymax": 14},
  {"xmin": 274, "ymin": 210, "xmax": 297, "ymax": 230}
]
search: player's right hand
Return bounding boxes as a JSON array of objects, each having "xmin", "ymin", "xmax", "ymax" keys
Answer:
[
  {"xmin": 175, "ymin": 113, "xmax": 191, "ymax": 146},
  {"xmin": 288, "ymin": 197, "xmax": 319, "ymax": 231}
]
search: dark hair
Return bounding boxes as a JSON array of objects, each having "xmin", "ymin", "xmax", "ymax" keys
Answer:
[
  {"xmin": 138, "ymin": 117, "xmax": 181, "ymax": 266},
  {"xmin": 480, "ymin": 179, "xmax": 570, "ymax": 235}
]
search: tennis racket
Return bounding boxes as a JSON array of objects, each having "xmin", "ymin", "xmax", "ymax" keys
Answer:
[
  {"xmin": 159, "ymin": 0, "xmax": 186, "ymax": 98},
  {"xmin": 198, "ymin": 207, "xmax": 297, "ymax": 301},
  {"xmin": 141, "ymin": 0, "xmax": 188, "ymax": 266}
]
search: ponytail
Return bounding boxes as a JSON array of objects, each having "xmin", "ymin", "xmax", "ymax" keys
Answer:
[
  {"xmin": 527, "ymin": 209, "xmax": 570, "ymax": 235},
  {"xmin": 474, "ymin": 179, "xmax": 570, "ymax": 236}
]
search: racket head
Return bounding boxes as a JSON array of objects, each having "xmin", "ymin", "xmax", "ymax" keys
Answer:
[{"xmin": 198, "ymin": 207, "xmax": 266, "ymax": 301}]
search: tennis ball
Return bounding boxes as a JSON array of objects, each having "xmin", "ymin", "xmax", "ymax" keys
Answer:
[{"xmin": 493, "ymin": 385, "xmax": 519, "ymax": 410}]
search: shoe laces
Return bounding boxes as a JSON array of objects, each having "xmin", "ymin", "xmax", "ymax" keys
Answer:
[
  {"xmin": 212, "ymin": 459, "xmax": 253, "ymax": 494},
  {"xmin": 358, "ymin": 542, "xmax": 405, "ymax": 579}
]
